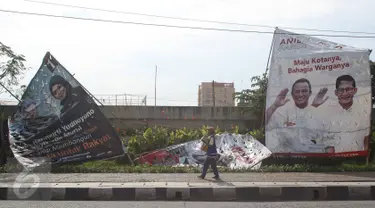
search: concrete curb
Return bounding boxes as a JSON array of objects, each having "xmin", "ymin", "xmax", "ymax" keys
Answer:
[{"xmin": 1, "ymin": 182, "xmax": 375, "ymax": 201}]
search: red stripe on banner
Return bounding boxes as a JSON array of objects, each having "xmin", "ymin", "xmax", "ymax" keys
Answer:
[
  {"xmin": 136, "ymin": 149, "xmax": 180, "ymax": 165},
  {"xmin": 273, "ymin": 151, "xmax": 368, "ymax": 157}
]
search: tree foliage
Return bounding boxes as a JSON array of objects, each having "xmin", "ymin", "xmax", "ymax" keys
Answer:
[
  {"xmin": 126, "ymin": 125, "xmax": 245, "ymax": 156},
  {"xmin": 0, "ymin": 42, "xmax": 28, "ymax": 94},
  {"xmin": 233, "ymin": 72, "xmax": 268, "ymax": 123},
  {"xmin": 0, "ymin": 42, "xmax": 28, "ymax": 165}
]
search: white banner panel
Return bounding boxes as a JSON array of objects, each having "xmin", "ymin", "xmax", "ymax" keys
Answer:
[
  {"xmin": 135, "ymin": 133, "xmax": 272, "ymax": 170},
  {"xmin": 265, "ymin": 28, "xmax": 372, "ymax": 157}
]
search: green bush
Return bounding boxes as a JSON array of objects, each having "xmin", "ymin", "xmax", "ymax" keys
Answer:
[
  {"xmin": 248, "ymin": 128, "xmax": 265, "ymax": 145},
  {"xmin": 168, "ymin": 127, "xmax": 202, "ymax": 145},
  {"xmin": 4, "ymin": 124, "xmax": 374, "ymax": 173},
  {"xmin": 122, "ymin": 124, "xmax": 375, "ymax": 166},
  {"xmin": 124, "ymin": 125, "xmax": 246, "ymax": 157}
]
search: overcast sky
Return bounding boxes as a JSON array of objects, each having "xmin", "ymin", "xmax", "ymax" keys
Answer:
[{"xmin": 1, "ymin": 0, "xmax": 375, "ymax": 106}]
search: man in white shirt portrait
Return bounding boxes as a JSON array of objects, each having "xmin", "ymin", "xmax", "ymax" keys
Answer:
[
  {"xmin": 265, "ymin": 78, "xmax": 328, "ymax": 128},
  {"xmin": 322, "ymin": 74, "xmax": 371, "ymax": 153},
  {"xmin": 265, "ymin": 78, "xmax": 331, "ymax": 153}
]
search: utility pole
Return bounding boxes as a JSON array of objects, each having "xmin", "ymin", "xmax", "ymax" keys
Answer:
[
  {"xmin": 212, "ymin": 80, "xmax": 215, "ymax": 107},
  {"xmin": 155, "ymin": 65, "xmax": 157, "ymax": 107}
]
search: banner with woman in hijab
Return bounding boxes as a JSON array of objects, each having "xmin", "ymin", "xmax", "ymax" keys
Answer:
[{"xmin": 8, "ymin": 52, "xmax": 125, "ymax": 169}]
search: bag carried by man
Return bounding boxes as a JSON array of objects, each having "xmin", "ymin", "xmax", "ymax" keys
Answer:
[{"xmin": 200, "ymin": 135, "xmax": 214, "ymax": 152}]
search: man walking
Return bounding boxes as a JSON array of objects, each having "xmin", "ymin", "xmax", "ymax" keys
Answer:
[{"xmin": 198, "ymin": 126, "xmax": 220, "ymax": 180}]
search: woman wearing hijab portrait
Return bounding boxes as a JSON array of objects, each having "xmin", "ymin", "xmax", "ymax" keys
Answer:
[
  {"xmin": 49, "ymin": 75, "xmax": 91, "ymax": 115},
  {"xmin": 49, "ymin": 75, "xmax": 99, "ymax": 135}
]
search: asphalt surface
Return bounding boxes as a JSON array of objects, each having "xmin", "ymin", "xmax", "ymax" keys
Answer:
[
  {"xmin": 1, "ymin": 172, "xmax": 375, "ymax": 183},
  {"xmin": 2, "ymin": 201, "xmax": 375, "ymax": 208}
]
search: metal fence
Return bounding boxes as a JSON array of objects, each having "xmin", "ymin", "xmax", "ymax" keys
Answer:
[
  {"xmin": 94, "ymin": 94, "xmax": 147, "ymax": 106},
  {"xmin": 0, "ymin": 93, "xmax": 147, "ymax": 106}
]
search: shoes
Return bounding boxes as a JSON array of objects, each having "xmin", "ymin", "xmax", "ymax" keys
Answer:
[{"xmin": 198, "ymin": 175, "xmax": 220, "ymax": 180}]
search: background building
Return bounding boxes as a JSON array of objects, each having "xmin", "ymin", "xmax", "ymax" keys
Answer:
[{"xmin": 198, "ymin": 81, "xmax": 235, "ymax": 106}]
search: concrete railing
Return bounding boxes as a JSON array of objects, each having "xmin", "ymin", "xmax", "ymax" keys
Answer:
[
  {"xmin": 0, "ymin": 105, "xmax": 256, "ymax": 129},
  {"xmin": 99, "ymin": 106, "xmax": 254, "ymax": 120}
]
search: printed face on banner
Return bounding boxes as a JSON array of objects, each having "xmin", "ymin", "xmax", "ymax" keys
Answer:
[
  {"xmin": 265, "ymin": 29, "xmax": 372, "ymax": 156},
  {"xmin": 335, "ymin": 79, "xmax": 358, "ymax": 105},
  {"xmin": 291, "ymin": 80, "xmax": 311, "ymax": 107},
  {"xmin": 9, "ymin": 52, "xmax": 125, "ymax": 169}
]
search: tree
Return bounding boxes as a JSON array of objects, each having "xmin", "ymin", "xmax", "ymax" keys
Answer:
[
  {"xmin": 233, "ymin": 72, "xmax": 268, "ymax": 128},
  {"xmin": 0, "ymin": 42, "xmax": 28, "ymax": 166},
  {"xmin": 0, "ymin": 43, "xmax": 28, "ymax": 93}
]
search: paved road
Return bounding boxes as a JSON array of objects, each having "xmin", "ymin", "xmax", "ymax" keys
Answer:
[
  {"xmin": 1, "ymin": 172, "xmax": 375, "ymax": 183},
  {"xmin": 2, "ymin": 201, "xmax": 375, "ymax": 208}
]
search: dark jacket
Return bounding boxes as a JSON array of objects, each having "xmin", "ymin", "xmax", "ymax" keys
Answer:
[
  {"xmin": 60, "ymin": 86, "xmax": 88, "ymax": 115},
  {"xmin": 206, "ymin": 135, "xmax": 218, "ymax": 156}
]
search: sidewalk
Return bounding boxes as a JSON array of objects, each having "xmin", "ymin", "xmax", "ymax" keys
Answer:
[
  {"xmin": 1, "ymin": 173, "xmax": 375, "ymax": 201},
  {"xmin": 1, "ymin": 172, "xmax": 375, "ymax": 183}
]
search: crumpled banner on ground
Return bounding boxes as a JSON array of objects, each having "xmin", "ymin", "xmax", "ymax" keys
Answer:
[{"xmin": 135, "ymin": 133, "xmax": 272, "ymax": 170}]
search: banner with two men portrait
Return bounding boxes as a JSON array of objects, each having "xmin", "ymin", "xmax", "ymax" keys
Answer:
[{"xmin": 265, "ymin": 28, "xmax": 372, "ymax": 157}]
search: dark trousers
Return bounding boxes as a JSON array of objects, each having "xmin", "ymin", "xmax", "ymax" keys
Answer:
[{"xmin": 201, "ymin": 155, "xmax": 219, "ymax": 178}]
